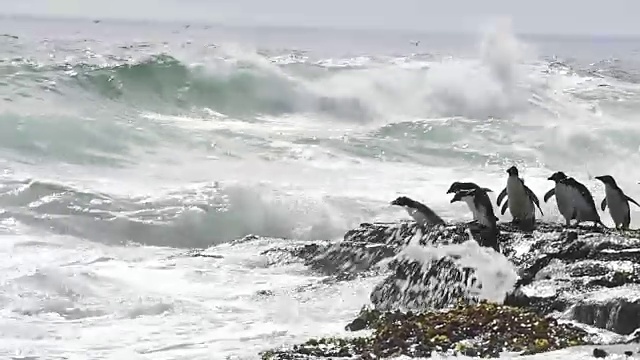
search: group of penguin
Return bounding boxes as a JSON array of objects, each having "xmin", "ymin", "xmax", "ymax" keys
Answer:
[{"xmin": 391, "ymin": 165, "xmax": 640, "ymax": 251}]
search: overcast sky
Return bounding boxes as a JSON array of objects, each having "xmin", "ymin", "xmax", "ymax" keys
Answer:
[{"xmin": 3, "ymin": 0, "xmax": 640, "ymax": 36}]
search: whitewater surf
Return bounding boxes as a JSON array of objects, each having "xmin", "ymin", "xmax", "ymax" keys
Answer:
[{"xmin": 1, "ymin": 16, "xmax": 640, "ymax": 359}]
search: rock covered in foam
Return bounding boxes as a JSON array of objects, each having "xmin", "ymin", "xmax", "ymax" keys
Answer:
[{"xmin": 370, "ymin": 240, "xmax": 518, "ymax": 311}]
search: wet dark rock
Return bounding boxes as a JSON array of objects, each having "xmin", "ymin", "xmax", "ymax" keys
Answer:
[
  {"xmin": 593, "ymin": 348, "xmax": 608, "ymax": 358},
  {"xmin": 261, "ymin": 302, "xmax": 592, "ymax": 359},
  {"xmin": 370, "ymin": 254, "xmax": 482, "ymax": 311},
  {"xmin": 255, "ymin": 290, "xmax": 274, "ymax": 297},
  {"xmin": 571, "ymin": 298, "xmax": 640, "ymax": 336},
  {"xmin": 502, "ymin": 224, "xmax": 640, "ymax": 336},
  {"xmin": 344, "ymin": 317, "xmax": 367, "ymax": 332},
  {"xmin": 323, "ymin": 221, "xmax": 640, "ymax": 336},
  {"xmin": 625, "ymin": 350, "xmax": 633, "ymax": 356}
]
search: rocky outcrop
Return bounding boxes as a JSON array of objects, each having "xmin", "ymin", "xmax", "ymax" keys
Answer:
[
  {"xmin": 264, "ymin": 220, "xmax": 640, "ymax": 337},
  {"xmin": 190, "ymin": 219, "xmax": 640, "ymax": 358},
  {"xmin": 499, "ymin": 224, "xmax": 640, "ymax": 336}
]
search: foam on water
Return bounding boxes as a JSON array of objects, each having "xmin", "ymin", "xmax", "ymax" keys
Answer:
[
  {"xmin": 1, "ymin": 228, "xmax": 381, "ymax": 359},
  {"xmin": 1, "ymin": 16, "xmax": 640, "ymax": 359}
]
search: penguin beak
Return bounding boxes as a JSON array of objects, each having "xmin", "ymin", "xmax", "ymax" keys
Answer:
[
  {"xmin": 450, "ymin": 196, "xmax": 458, "ymax": 203},
  {"xmin": 547, "ymin": 176, "xmax": 554, "ymax": 181},
  {"xmin": 594, "ymin": 176, "xmax": 603, "ymax": 182}
]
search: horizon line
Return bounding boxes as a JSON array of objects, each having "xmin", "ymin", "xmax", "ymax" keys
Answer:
[{"xmin": 2, "ymin": 13, "xmax": 640, "ymax": 40}]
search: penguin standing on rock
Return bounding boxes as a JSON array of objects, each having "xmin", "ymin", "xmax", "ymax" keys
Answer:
[
  {"xmin": 544, "ymin": 171, "xmax": 576, "ymax": 227},
  {"xmin": 557, "ymin": 176, "xmax": 605, "ymax": 229},
  {"xmin": 595, "ymin": 175, "xmax": 640, "ymax": 230},
  {"xmin": 390, "ymin": 196, "xmax": 445, "ymax": 227},
  {"xmin": 497, "ymin": 166, "xmax": 543, "ymax": 231},
  {"xmin": 450, "ymin": 188, "xmax": 500, "ymax": 252},
  {"xmin": 446, "ymin": 181, "xmax": 494, "ymax": 224}
]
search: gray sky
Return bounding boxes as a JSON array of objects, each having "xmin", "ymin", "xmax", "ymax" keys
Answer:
[{"xmin": 4, "ymin": 0, "xmax": 640, "ymax": 36}]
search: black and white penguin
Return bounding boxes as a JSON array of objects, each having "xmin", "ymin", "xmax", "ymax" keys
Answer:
[
  {"xmin": 544, "ymin": 171, "xmax": 575, "ymax": 226},
  {"xmin": 559, "ymin": 176, "xmax": 605, "ymax": 229},
  {"xmin": 595, "ymin": 175, "xmax": 640, "ymax": 230},
  {"xmin": 390, "ymin": 196, "xmax": 445, "ymax": 226},
  {"xmin": 450, "ymin": 188, "xmax": 498, "ymax": 228},
  {"xmin": 450, "ymin": 188, "xmax": 500, "ymax": 252},
  {"xmin": 446, "ymin": 181, "xmax": 494, "ymax": 223},
  {"xmin": 496, "ymin": 166, "xmax": 543, "ymax": 231}
]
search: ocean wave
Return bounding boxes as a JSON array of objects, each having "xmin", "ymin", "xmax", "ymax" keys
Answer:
[
  {"xmin": 1, "ymin": 28, "xmax": 637, "ymax": 126},
  {"xmin": 0, "ymin": 178, "xmax": 376, "ymax": 247},
  {"xmin": 0, "ymin": 24, "xmax": 639, "ymax": 240}
]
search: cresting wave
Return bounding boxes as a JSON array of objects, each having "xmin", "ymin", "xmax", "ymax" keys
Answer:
[
  {"xmin": 1, "ymin": 26, "xmax": 635, "ymax": 124},
  {"xmin": 0, "ymin": 22, "xmax": 639, "ymax": 248}
]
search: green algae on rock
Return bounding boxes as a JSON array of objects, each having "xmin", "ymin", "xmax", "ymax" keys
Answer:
[{"xmin": 261, "ymin": 302, "xmax": 591, "ymax": 359}]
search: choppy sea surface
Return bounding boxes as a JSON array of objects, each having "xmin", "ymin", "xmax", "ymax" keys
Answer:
[{"xmin": 1, "ymin": 16, "xmax": 640, "ymax": 359}]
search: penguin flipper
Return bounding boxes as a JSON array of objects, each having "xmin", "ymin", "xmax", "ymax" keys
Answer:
[
  {"xmin": 601, "ymin": 198, "xmax": 607, "ymax": 211},
  {"xmin": 497, "ymin": 188, "xmax": 507, "ymax": 206},
  {"xmin": 626, "ymin": 195, "xmax": 640, "ymax": 208},
  {"xmin": 524, "ymin": 185, "xmax": 544, "ymax": 215},
  {"xmin": 501, "ymin": 200, "xmax": 509, "ymax": 215},
  {"xmin": 543, "ymin": 188, "xmax": 555, "ymax": 203}
]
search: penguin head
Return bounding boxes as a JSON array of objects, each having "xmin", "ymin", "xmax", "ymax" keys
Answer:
[
  {"xmin": 506, "ymin": 166, "xmax": 519, "ymax": 176},
  {"xmin": 450, "ymin": 189, "xmax": 475, "ymax": 203},
  {"xmin": 446, "ymin": 182, "xmax": 462, "ymax": 194},
  {"xmin": 548, "ymin": 171, "xmax": 567, "ymax": 182},
  {"xmin": 391, "ymin": 196, "xmax": 415, "ymax": 207},
  {"xmin": 595, "ymin": 175, "xmax": 617, "ymax": 187}
]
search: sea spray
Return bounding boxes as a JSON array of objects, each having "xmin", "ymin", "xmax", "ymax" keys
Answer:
[
  {"xmin": 368, "ymin": 227, "xmax": 520, "ymax": 312},
  {"xmin": 397, "ymin": 228, "xmax": 519, "ymax": 304}
]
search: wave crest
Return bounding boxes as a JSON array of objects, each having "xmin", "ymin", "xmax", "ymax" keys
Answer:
[{"xmin": 2, "ymin": 27, "xmax": 624, "ymax": 124}]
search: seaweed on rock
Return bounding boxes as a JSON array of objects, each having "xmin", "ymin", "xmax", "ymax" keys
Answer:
[{"xmin": 261, "ymin": 302, "xmax": 592, "ymax": 359}]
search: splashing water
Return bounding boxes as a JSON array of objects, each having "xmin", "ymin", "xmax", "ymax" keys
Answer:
[{"xmin": 0, "ymin": 16, "xmax": 640, "ymax": 359}]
